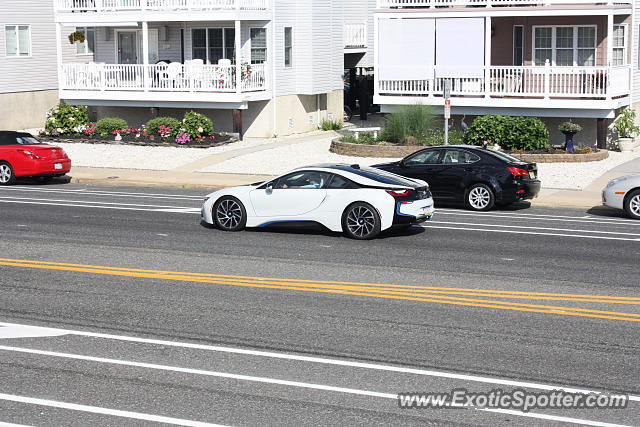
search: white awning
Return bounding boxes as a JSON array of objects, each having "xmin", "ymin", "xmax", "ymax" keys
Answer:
[
  {"xmin": 435, "ymin": 18, "xmax": 485, "ymax": 79},
  {"xmin": 378, "ymin": 18, "xmax": 435, "ymax": 81}
]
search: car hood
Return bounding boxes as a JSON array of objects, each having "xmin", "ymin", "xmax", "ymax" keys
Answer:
[{"xmin": 204, "ymin": 184, "xmax": 256, "ymax": 200}]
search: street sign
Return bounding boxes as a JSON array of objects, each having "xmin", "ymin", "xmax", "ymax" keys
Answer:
[
  {"xmin": 444, "ymin": 99, "xmax": 451, "ymax": 119},
  {"xmin": 443, "ymin": 79, "xmax": 451, "ymax": 99}
]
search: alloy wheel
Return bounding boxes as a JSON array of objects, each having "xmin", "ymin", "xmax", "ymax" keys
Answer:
[
  {"xmin": 215, "ymin": 199, "xmax": 243, "ymax": 230},
  {"xmin": 630, "ymin": 194, "xmax": 640, "ymax": 217},
  {"xmin": 346, "ymin": 205, "xmax": 376, "ymax": 238},
  {"xmin": 0, "ymin": 164, "xmax": 13, "ymax": 184},
  {"xmin": 468, "ymin": 186, "xmax": 492, "ymax": 210}
]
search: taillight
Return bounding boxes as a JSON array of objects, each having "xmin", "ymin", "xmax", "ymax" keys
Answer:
[
  {"xmin": 507, "ymin": 167, "xmax": 529, "ymax": 176},
  {"xmin": 386, "ymin": 189, "xmax": 414, "ymax": 197},
  {"xmin": 17, "ymin": 150, "xmax": 40, "ymax": 159}
]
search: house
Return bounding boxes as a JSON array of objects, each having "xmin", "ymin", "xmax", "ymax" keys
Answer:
[
  {"xmin": 50, "ymin": 0, "xmax": 373, "ymax": 139},
  {"xmin": 373, "ymin": 0, "xmax": 636, "ymax": 147},
  {"xmin": 0, "ymin": 0, "xmax": 83, "ymax": 130}
]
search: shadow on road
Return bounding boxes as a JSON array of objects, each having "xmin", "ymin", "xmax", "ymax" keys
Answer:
[
  {"xmin": 14, "ymin": 176, "xmax": 72, "ymax": 186},
  {"xmin": 586, "ymin": 205, "xmax": 630, "ymax": 219},
  {"xmin": 433, "ymin": 201, "xmax": 532, "ymax": 212}
]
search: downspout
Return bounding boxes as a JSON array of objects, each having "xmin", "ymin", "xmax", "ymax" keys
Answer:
[
  {"xmin": 271, "ymin": 1, "xmax": 278, "ymax": 138},
  {"xmin": 317, "ymin": 94, "xmax": 321, "ymax": 128}
]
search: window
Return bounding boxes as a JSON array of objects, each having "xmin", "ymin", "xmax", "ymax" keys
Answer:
[
  {"xmin": 405, "ymin": 150, "xmax": 441, "ymax": 166},
  {"xmin": 513, "ymin": 26, "xmax": 523, "ymax": 66},
  {"xmin": 191, "ymin": 28, "xmax": 235, "ymax": 64},
  {"xmin": 5, "ymin": 25, "xmax": 30, "ymax": 57},
  {"xmin": 76, "ymin": 27, "xmax": 95, "ymax": 55},
  {"xmin": 442, "ymin": 150, "xmax": 480, "ymax": 165},
  {"xmin": 284, "ymin": 27, "xmax": 292, "ymax": 67},
  {"xmin": 274, "ymin": 171, "xmax": 330, "ymax": 189},
  {"xmin": 613, "ymin": 24, "xmax": 627, "ymax": 66},
  {"xmin": 533, "ymin": 26, "xmax": 596, "ymax": 66},
  {"xmin": 250, "ymin": 28, "xmax": 267, "ymax": 64},
  {"xmin": 327, "ymin": 174, "xmax": 359, "ymax": 189}
]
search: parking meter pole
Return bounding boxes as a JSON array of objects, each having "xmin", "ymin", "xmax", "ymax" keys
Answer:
[
  {"xmin": 444, "ymin": 79, "xmax": 451, "ymax": 145},
  {"xmin": 444, "ymin": 117, "xmax": 448, "ymax": 146}
]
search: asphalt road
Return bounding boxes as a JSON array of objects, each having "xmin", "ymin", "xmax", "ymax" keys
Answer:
[{"xmin": 0, "ymin": 182, "xmax": 639, "ymax": 426}]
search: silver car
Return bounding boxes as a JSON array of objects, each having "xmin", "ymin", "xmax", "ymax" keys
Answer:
[{"xmin": 602, "ymin": 175, "xmax": 640, "ymax": 219}]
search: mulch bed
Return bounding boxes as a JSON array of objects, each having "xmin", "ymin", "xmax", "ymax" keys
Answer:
[{"xmin": 42, "ymin": 134, "xmax": 237, "ymax": 149}]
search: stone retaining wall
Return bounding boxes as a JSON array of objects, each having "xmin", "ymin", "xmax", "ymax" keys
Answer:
[{"xmin": 330, "ymin": 139, "xmax": 609, "ymax": 162}]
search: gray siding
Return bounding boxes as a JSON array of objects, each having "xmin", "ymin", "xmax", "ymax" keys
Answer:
[{"xmin": 0, "ymin": 0, "xmax": 89, "ymax": 94}]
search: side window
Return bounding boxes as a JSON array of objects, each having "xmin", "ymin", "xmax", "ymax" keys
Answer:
[
  {"xmin": 442, "ymin": 150, "xmax": 480, "ymax": 165},
  {"xmin": 327, "ymin": 174, "xmax": 359, "ymax": 189},
  {"xmin": 405, "ymin": 150, "xmax": 441, "ymax": 166},
  {"xmin": 274, "ymin": 171, "xmax": 330, "ymax": 189}
]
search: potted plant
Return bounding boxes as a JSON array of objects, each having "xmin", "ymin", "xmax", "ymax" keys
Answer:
[
  {"xmin": 614, "ymin": 108, "xmax": 640, "ymax": 152},
  {"xmin": 68, "ymin": 31, "xmax": 85, "ymax": 45},
  {"xmin": 558, "ymin": 121, "xmax": 582, "ymax": 153}
]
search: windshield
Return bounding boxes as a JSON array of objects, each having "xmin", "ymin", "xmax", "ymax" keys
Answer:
[
  {"xmin": 15, "ymin": 136, "xmax": 41, "ymax": 145},
  {"xmin": 484, "ymin": 150, "xmax": 524, "ymax": 163},
  {"xmin": 352, "ymin": 166, "xmax": 422, "ymax": 188}
]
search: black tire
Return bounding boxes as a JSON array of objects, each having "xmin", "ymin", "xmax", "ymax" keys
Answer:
[
  {"xmin": 342, "ymin": 202, "xmax": 381, "ymax": 240},
  {"xmin": 624, "ymin": 190, "xmax": 640, "ymax": 220},
  {"xmin": 465, "ymin": 183, "xmax": 495, "ymax": 211},
  {"xmin": 0, "ymin": 162, "xmax": 16, "ymax": 186},
  {"xmin": 213, "ymin": 196, "xmax": 247, "ymax": 231}
]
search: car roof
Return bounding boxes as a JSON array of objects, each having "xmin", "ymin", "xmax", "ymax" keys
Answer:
[
  {"xmin": 291, "ymin": 163, "xmax": 425, "ymax": 188},
  {"xmin": 0, "ymin": 131, "xmax": 37, "ymax": 145}
]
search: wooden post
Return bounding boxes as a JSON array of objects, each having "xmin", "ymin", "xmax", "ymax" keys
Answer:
[
  {"xmin": 233, "ymin": 109, "xmax": 243, "ymax": 139},
  {"xmin": 597, "ymin": 118, "xmax": 609, "ymax": 149}
]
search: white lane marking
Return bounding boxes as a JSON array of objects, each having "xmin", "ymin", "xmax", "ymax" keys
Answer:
[
  {"xmin": 157, "ymin": 233, "xmax": 169, "ymax": 237},
  {"xmin": 0, "ymin": 346, "xmax": 630, "ymax": 427},
  {"xmin": 0, "ymin": 393, "xmax": 224, "ymax": 427},
  {"xmin": 1, "ymin": 322, "xmax": 637, "ymax": 403},
  {"xmin": 0, "ymin": 326, "xmax": 67, "ymax": 339},
  {"xmin": 436, "ymin": 210, "xmax": 640, "ymax": 226},
  {"xmin": 0, "ymin": 196, "xmax": 196, "ymax": 210},
  {"xmin": 2, "ymin": 187, "xmax": 205, "ymax": 200},
  {"xmin": 434, "ymin": 221, "xmax": 640, "ymax": 237},
  {"xmin": 0, "ymin": 200, "xmax": 197, "ymax": 214},
  {"xmin": 422, "ymin": 225, "xmax": 640, "ymax": 242},
  {"xmin": 0, "ymin": 422, "xmax": 32, "ymax": 427}
]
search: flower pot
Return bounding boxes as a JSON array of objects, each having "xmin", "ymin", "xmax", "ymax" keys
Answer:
[
  {"xmin": 561, "ymin": 130, "xmax": 577, "ymax": 153},
  {"xmin": 618, "ymin": 137, "xmax": 635, "ymax": 152}
]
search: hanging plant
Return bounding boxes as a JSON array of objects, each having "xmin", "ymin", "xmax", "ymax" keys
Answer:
[{"xmin": 68, "ymin": 31, "xmax": 85, "ymax": 45}]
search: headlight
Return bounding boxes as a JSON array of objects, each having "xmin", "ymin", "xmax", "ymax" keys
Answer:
[
  {"xmin": 204, "ymin": 196, "xmax": 210, "ymax": 202},
  {"xmin": 607, "ymin": 178, "xmax": 621, "ymax": 188}
]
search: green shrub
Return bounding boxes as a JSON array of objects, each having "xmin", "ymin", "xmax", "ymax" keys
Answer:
[
  {"xmin": 614, "ymin": 108, "xmax": 640, "ymax": 138},
  {"xmin": 180, "ymin": 111, "xmax": 213, "ymax": 137},
  {"xmin": 44, "ymin": 102, "xmax": 89, "ymax": 135},
  {"xmin": 321, "ymin": 119, "xmax": 343, "ymax": 131},
  {"xmin": 381, "ymin": 104, "xmax": 434, "ymax": 144},
  {"xmin": 464, "ymin": 115, "xmax": 549, "ymax": 151},
  {"xmin": 341, "ymin": 133, "xmax": 378, "ymax": 144},
  {"xmin": 145, "ymin": 117, "xmax": 182, "ymax": 136},
  {"xmin": 417, "ymin": 129, "xmax": 464, "ymax": 146},
  {"xmin": 96, "ymin": 118, "xmax": 128, "ymax": 136}
]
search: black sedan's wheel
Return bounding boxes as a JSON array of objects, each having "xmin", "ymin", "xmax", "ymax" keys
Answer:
[
  {"xmin": 0, "ymin": 162, "xmax": 15, "ymax": 186},
  {"xmin": 624, "ymin": 190, "xmax": 640, "ymax": 220},
  {"xmin": 342, "ymin": 202, "xmax": 381, "ymax": 240},
  {"xmin": 465, "ymin": 183, "xmax": 495, "ymax": 211},
  {"xmin": 213, "ymin": 196, "xmax": 247, "ymax": 231}
]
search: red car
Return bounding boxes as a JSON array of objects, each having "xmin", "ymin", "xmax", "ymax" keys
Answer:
[{"xmin": 0, "ymin": 131, "xmax": 71, "ymax": 185}]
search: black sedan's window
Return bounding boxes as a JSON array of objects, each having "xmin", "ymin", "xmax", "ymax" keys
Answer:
[
  {"xmin": 405, "ymin": 150, "xmax": 441, "ymax": 166},
  {"xmin": 442, "ymin": 150, "xmax": 480, "ymax": 165}
]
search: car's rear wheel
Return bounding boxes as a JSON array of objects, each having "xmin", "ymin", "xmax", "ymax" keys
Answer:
[
  {"xmin": 342, "ymin": 202, "xmax": 381, "ymax": 240},
  {"xmin": 213, "ymin": 196, "xmax": 247, "ymax": 231},
  {"xmin": 465, "ymin": 183, "xmax": 495, "ymax": 211},
  {"xmin": 624, "ymin": 190, "xmax": 640, "ymax": 220},
  {"xmin": 0, "ymin": 162, "xmax": 15, "ymax": 186}
]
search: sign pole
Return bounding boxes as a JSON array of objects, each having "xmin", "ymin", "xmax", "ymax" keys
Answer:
[{"xmin": 443, "ymin": 79, "xmax": 451, "ymax": 145}]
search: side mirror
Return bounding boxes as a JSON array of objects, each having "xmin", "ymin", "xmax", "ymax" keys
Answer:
[{"xmin": 399, "ymin": 160, "xmax": 407, "ymax": 168}]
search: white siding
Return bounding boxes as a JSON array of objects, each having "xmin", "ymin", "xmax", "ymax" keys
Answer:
[
  {"xmin": 343, "ymin": 0, "xmax": 376, "ymax": 68},
  {"xmin": 0, "ymin": 0, "xmax": 88, "ymax": 94},
  {"xmin": 633, "ymin": 0, "xmax": 640, "ymax": 103}
]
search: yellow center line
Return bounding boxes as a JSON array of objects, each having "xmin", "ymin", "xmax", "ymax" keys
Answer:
[
  {"xmin": 1, "ymin": 260, "xmax": 639, "ymax": 323},
  {"xmin": 1, "ymin": 257, "xmax": 637, "ymax": 302}
]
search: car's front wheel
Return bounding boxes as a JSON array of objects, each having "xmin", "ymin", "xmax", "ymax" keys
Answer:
[
  {"xmin": 465, "ymin": 183, "xmax": 495, "ymax": 211},
  {"xmin": 624, "ymin": 190, "xmax": 640, "ymax": 220},
  {"xmin": 0, "ymin": 162, "xmax": 15, "ymax": 186},
  {"xmin": 213, "ymin": 196, "xmax": 247, "ymax": 231},
  {"xmin": 342, "ymin": 202, "xmax": 381, "ymax": 240}
]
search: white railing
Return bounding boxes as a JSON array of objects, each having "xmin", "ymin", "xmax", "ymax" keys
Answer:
[
  {"xmin": 60, "ymin": 63, "xmax": 268, "ymax": 93},
  {"xmin": 344, "ymin": 24, "xmax": 367, "ymax": 48},
  {"xmin": 377, "ymin": 0, "xmax": 630, "ymax": 7},
  {"xmin": 53, "ymin": 0, "xmax": 269, "ymax": 12},
  {"xmin": 378, "ymin": 65, "xmax": 631, "ymax": 99}
]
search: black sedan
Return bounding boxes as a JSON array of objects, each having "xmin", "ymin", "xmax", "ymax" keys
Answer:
[{"xmin": 373, "ymin": 145, "xmax": 541, "ymax": 211}]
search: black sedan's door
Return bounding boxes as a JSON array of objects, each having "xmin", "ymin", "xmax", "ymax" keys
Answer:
[
  {"xmin": 394, "ymin": 149, "xmax": 442, "ymax": 190},
  {"xmin": 427, "ymin": 149, "xmax": 482, "ymax": 201}
]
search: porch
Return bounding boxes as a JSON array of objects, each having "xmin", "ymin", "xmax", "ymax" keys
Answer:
[
  {"xmin": 376, "ymin": 0, "xmax": 632, "ymax": 7},
  {"xmin": 53, "ymin": 0, "xmax": 270, "ymax": 13}
]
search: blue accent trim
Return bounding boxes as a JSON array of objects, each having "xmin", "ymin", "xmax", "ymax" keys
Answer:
[
  {"xmin": 395, "ymin": 202, "xmax": 414, "ymax": 217},
  {"xmin": 257, "ymin": 220, "xmax": 310, "ymax": 228}
]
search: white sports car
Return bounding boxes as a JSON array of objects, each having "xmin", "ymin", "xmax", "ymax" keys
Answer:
[
  {"xmin": 602, "ymin": 174, "xmax": 640, "ymax": 219},
  {"xmin": 201, "ymin": 164, "xmax": 435, "ymax": 239}
]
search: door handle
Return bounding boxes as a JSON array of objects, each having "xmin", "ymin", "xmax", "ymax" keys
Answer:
[{"xmin": 465, "ymin": 167, "xmax": 474, "ymax": 172}]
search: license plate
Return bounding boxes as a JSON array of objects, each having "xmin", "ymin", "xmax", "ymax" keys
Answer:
[
  {"xmin": 421, "ymin": 207, "xmax": 432, "ymax": 215},
  {"xmin": 529, "ymin": 171, "xmax": 536, "ymax": 179},
  {"xmin": 54, "ymin": 163, "xmax": 62, "ymax": 170}
]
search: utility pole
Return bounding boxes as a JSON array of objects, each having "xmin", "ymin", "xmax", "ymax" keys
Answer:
[{"xmin": 444, "ymin": 79, "xmax": 451, "ymax": 145}]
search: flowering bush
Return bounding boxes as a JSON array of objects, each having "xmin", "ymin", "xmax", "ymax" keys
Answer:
[
  {"xmin": 180, "ymin": 111, "xmax": 213, "ymax": 138},
  {"xmin": 44, "ymin": 102, "xmax": 89, "ymax": 135},
  {"xmin": 158, "ymin": 126, "xmax": 173, "ymax": 138},
  {"xmin": 96, "ymin": 118, "xmax": 129, "ymax": 136},
  {"xmin": 175, "ymin": 132, "xmax": 191, "ymax": 144},
  {"xmin": 145, "ymin": 117, "xmax": 181, "ymax": 136}
]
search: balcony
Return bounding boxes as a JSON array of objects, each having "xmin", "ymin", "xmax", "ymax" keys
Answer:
[
  {"xmin": 375, "ymin": 65, "xmax": 631, "ymax": 111},
  {"xmin": 59, "ymin": 63, "xmax": 269, "ymax": 105},
  {"xmin": 54, "ymin": 0, "xmax": 269, "ymax": 12},
  {"xmin": 344, "ymin": 23, "xmax": 367, "ymax": 52},
  {"xmin": 377, "ymin": 0, "xmax": 631, "ymax": 7}
]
